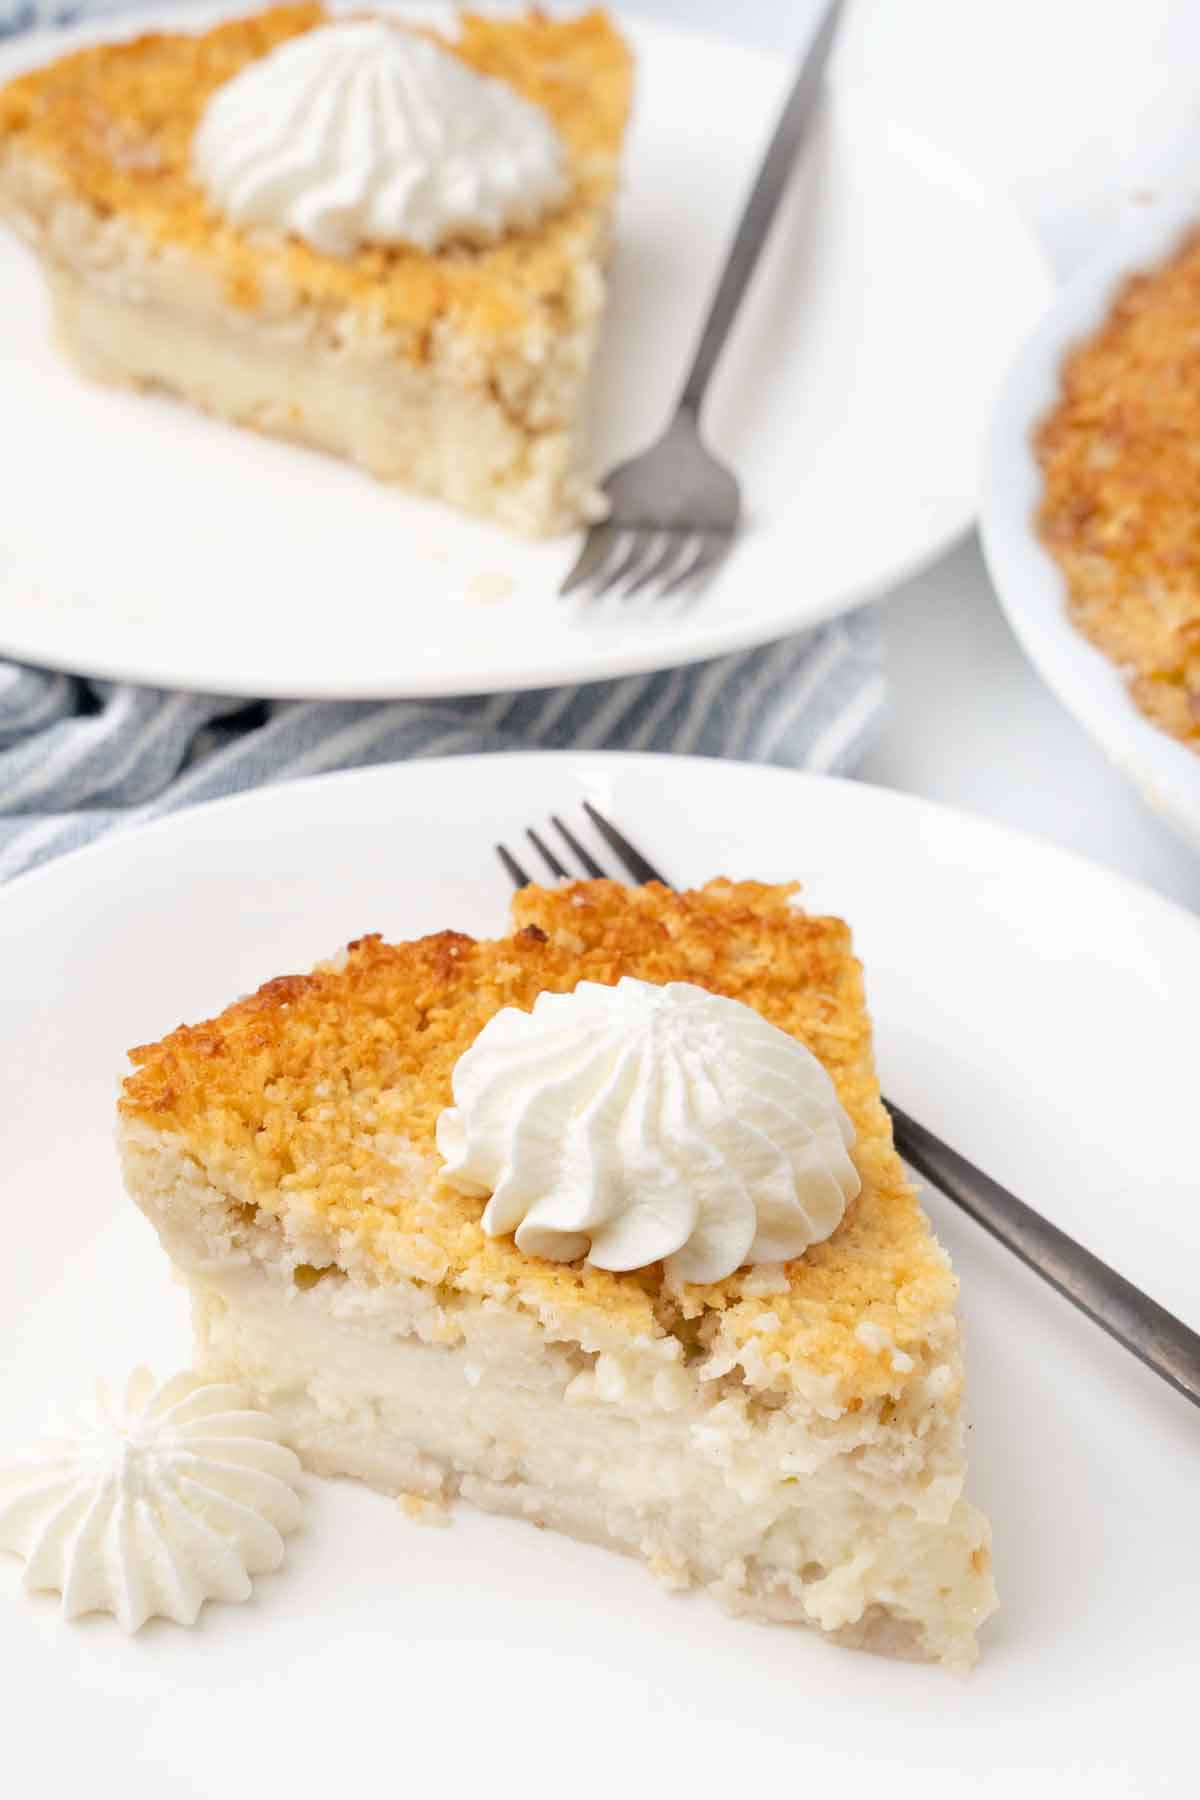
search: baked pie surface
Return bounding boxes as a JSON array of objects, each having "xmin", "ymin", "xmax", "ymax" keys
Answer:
[{"xmin": 1036, "ymin": 228, "xmax": 1200, "ymax": 750}]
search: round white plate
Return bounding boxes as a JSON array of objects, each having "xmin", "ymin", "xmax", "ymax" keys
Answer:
[
  {"xmin": 2, "ymin": 751, "xmax": 1198, "ymax": 1797},
  {"xmin": 981, "ymin": 201, "xmax": 1200, "ymax": 850},
  {"xmin": 0, "ymin": 3, "xmax": 1052, "ymax": 700}
]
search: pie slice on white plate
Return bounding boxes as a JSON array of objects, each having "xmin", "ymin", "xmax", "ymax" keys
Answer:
[
  {"xmin": 118, "ymin": 878, "xmax": 996, "ymax": 1668},
  {"xmin": 0, "ymin": 5, "xmax": 632, "ymax": 535}
]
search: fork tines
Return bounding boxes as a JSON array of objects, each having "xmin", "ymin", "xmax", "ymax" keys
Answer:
[
  {"xmin": 561, "ymin": 526, "xmax": 729, "ymax": 603},
  {"xmin": 498, "ymin": 803, "xmax": 671, "ymax": 890}
]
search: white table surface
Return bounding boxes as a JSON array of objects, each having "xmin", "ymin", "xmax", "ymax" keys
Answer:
[{"xmin": 635, "ymin": 0, "xmax": 1200, "ymax": 914}]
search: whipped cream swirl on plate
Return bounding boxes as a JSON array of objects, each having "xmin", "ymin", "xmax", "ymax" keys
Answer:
[
  {"xmin": 0, "ymin": 1368, "xmax": 303, "ymax": 1631},
  {"xmin": 193, "ymin": 20, "xmax": 570, "ymax": 257},
  {"xmin": 437, "ymin": 978, "xmax": 861, "ymax": 1284}
]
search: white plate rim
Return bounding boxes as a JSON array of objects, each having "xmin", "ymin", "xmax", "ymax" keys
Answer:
[
  {"xmin": 0, "ymin": 1, "xmax": 1054, "ymax": 701},
  {"xmin": 980, "ymin": 199, "xmax": 1200, "ymax": 851},
  {"xmin": 5, "ymin": 745, "xmax": 1198, "ymax": 938}
]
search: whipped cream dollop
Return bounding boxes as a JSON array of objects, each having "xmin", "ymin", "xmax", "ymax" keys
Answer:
[
  {"xmin": 192, "ymin": 20, "xmax": 569, "ymax": 257},
  {"xmin": 0, "ymin": 1368, "xmax": 303, "ymax": 1632},
  {"xmin": 437, "ymin": 978, "xmax": 861, "ymax": 1284}
]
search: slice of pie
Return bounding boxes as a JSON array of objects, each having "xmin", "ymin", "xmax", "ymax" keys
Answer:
[
  {"xmin": 0, "ymin": 6, "xmax": 632, "ymax": 535},
  {"xmin": 117, "ymin": 879, "xmax": 996, "ymax": 1668}
]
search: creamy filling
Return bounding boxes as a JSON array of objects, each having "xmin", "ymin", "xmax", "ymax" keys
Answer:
[
  {"xmin": 45, "ymin": 266, "xmax": 594, "ymax": 535},
  {"xmin": 185, "ymin": 1265, "xmax": 993, "ymax": 1667},
  {"xmin": 118, "ymin": 1119, "xmax": 996, "ymax": 1668}
]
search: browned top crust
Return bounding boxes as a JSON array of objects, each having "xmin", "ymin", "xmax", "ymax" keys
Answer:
[
  {"xmin": 1036, "ymin": 227, "xmax": 1200, "ymax": 751},
  {"xmin": 0, "ymin": 6, "xmax": 632, "ymax": 346},
  {"xmin": 120, "ymin": 880, "xmax": 956, "ymax": 1397}
]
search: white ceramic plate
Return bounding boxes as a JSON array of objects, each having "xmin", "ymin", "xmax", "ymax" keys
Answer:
[
  {"xmin": 2, "ymin": 751, "xmax": 1198, "ymax": 1797},
  {"xmin": 0, "ymin": 3, "xmax": 1052, "ymax": 700},
  {"xmin": 981, "ymin": 201, "xmax": 1200, "ymax": 850}
]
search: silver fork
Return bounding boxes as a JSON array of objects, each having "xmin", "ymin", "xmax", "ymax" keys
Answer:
[
  {"xmin": 497, "ymin": 804, "xmax": 1200, "ymax": 1412},
  {"xmin": 561, "ymin": 0, "xmax": 846, "ymax": 603}
]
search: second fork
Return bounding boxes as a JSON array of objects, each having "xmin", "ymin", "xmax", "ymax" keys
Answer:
[{"xmin": 561, "ymin": 0, "xmax": 846, "ymax": 603}]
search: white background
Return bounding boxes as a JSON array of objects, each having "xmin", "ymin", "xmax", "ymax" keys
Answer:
[{"xmin": 632, "ymin": 0, "xmax": 1200, "ymax": 912}]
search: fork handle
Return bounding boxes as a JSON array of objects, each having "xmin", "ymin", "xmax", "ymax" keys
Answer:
[
  {"xmin": 889, "ymin": 1101, "xmax": 1200, "ymax": 1411},
  {"xmin": 678, "ymin": 0, "xmax": 844, "ymax": 418}
]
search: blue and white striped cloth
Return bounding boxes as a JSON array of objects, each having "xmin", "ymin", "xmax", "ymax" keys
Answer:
[
  {"xmin": 0, "ymin": 0, "xmax": 886, "ymax": 882},
  {"xmin": 0, "ymin": 626, "xmax": 885, "ymax": 879},
  {"xmin": 1, "ymin": 0, "xmax": 128, "ymax": 32}
]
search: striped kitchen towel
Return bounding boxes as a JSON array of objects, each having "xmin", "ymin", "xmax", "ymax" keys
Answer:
[
  {"xmin": 0, "ymin": 0, "xmax": 886, "ymax": 881},
  {"xmin": 0, "ymin": 0, "xmax": 130, "ymax": 32},
  {"xmin": 0, "ymin": 620, "xmax": 886, "ymax": 881}
]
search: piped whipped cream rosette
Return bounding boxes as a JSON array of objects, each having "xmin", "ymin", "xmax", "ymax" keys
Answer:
[
  {"xmin": 437, "ymin": 976, "xmax": 861, "ymax": 1284},
  {"xmin": 193, "ymin": 20, "xmax": 570, "ymax": 256},
  {"xmin": 0, "ymin": 1368, "xmax": 303, "ymax": 1631}
]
